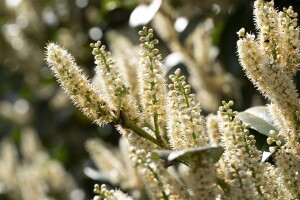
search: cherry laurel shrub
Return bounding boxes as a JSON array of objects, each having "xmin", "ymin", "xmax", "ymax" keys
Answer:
[{"xmin": 45, "ymin": 0, "xmax": 300, "ymax": 199}]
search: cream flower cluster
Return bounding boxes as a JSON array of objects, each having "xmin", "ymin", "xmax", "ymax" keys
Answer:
[
  {"xmin": 93, "ymin": 184, "xmax": 133, "ymax": 200},
  {"xmin": 218, "ymin": 101, "xmax": 278, "ymax": 199},
  {"xmin": 275, "ymin": 147, "xmax": 300, "ymax": 198},
  {"xmin": 45, "ymin": 43, "xmax": 113, "ymax": 126},
  {"xmin": 167, "ymin": 69, "xmax": 208, "ymax": 149},
  {"xmin": 136, "ymin": 27, "xmax": 169, "ymax": 148},
  {"xmin": 237, "ymin": 0, "xmax": 300, "ymax": 156},
  {"xmin": 218, "ymin": 101, "xmax": 259, "ymax": 199},
  {"xmin": 129, "ymin": 148, "xmax": 190, "ymax": 200},
  {"xmin": 206, "ymin": 114, "xmax": 221, "ymax": 146},
  {"xmin": 166, "ymin": 69, "xmax": 216, "ymax": 199},
  {"xmin": 91, "ymin": 41, "xmax": 140, "ymax": 121},
  {"xmin": 188, "ymin": 160, "xmax": 217, "ymax": 200},
  {"xmin": 237, "ymin": 6, "xmax": 300, "ymax": 197},
  {"xmin": 138, "ymin": 27, "xmax": 167, "ymax": 125},
  {"xmin": 106, "ymin": 31, "xmax": 140, "ymax": 100}
]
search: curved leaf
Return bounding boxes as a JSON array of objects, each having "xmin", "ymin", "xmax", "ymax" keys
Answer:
[
  {"xmin": 245, "ymin": 106, "xmax": 276, "ymax": 125},
  {"xmin": 153, "ymin": 146, "xmax": 224, "ymax": 167},
  {"xmin": 237, "ymin": 106, "xmax": 282, "ymax": 162},
  {"xmin": 237, "ymin": 106, "xmax": 279, "ymax": 137}
]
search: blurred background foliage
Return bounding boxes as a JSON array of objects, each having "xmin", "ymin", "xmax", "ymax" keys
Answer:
[{"xmin": 0, "ymin": 0, "xmax": 300, "ymax": 199}]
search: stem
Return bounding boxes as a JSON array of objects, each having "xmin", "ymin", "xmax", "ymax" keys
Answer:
[
  {"xmin": 147, "ymin": 51, "xmax": 168, "ymax": 148},
  {"xmin": 138, "ymin": 155, "xmax": 169, "ymax": 200},
  {"xmin": 178, "ymin": 81, "xmax": 197, "ymax": 139},
  {"xmin": 234, "ymin": 168, "xmax": 250, "ymax": 200},
  {"xmin": 143, "ymin": 121, "xmax": 155, "ymax": 132},
  {"xmin": 98, "ymin": 51, "xmax": 110, "ymax": 73},
  {"xmin": 123, "ymin": 117, "xmax": 163, "ymax": 148},
  {"xmin": 115, "ymin": 95, "xmax": 122, "ymax": 122},
  {"xmin": 242, "ymin": 133, "xmax": 263, "ymax": 197},
  {"xmin": 215, "ymin": 176, "xmax": 230, "ymax": 196},
  {"xmin": 154, "ymin": 112, "xmax": 168, "ymax": 148},
  {"xmin": 178, "ymin": 82, "xmax": 190, "ymax": 108},
  {"xmin": 147, "ymin": 165, "xmax": 169, "ymax": 200}
]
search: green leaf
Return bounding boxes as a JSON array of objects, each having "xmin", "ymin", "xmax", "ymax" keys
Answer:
[
  {"xmin": 237, "ymin": 106, "xmax": 279, "ymax": 137},
  {"xmin": 237, "ymin": 106, "xmax": 282, "ymax": 162},
  {"xmin": 154, "ymin": 146, "xmax": 224, "ymax": 167},
  {"xmin": 151, "ymin": 151, "xmax": 160, "ymax": 161}
]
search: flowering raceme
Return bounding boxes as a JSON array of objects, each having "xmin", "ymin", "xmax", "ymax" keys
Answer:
[
  {"xmin": 237, "ymin": 0, "xmax": 300, "ymax": 156},
  {"xmin": 46, "ymin": 0, "xmax": 300, "ymax": 199},
  {"xmin": 46, "ymin": 43, "xmax": 114, "ymax": 126}
]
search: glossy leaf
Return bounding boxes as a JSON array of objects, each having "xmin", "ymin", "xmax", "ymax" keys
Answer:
[
  {"xmin": 153, "ymin": 146, "xmax": 224, "ymax": 167},
  {"xmin": 237, "ymin": 106, "xmax": 279, "ymax": 137},
  {"xmin": 237, "ymin": 106, "xmax": 282, "ymax": 162}
]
